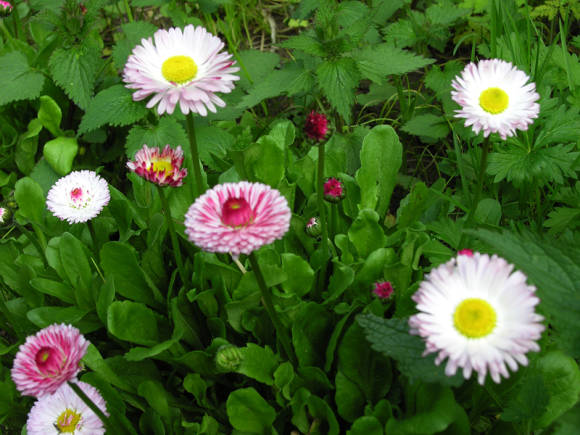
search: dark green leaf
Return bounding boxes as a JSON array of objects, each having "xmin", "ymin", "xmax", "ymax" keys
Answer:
[
  {"xmin": 226, "ymin": 388, "xmax": 276, "ymax": 433},
  {"xmin": 348, "ymin": 209, "xmax": 387, "ymax": 259},
  {"xmin": 0, "ymin": 51, "xmax": 45, "ymax": 105},
  {"xmin": 107, "ymin": 301, "xmax": 159, "ymax": 346}
]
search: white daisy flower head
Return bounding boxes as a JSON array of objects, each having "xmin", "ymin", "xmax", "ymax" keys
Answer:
[
  {"xmin": 46, "ymin": 170, "xmax": 110, "ymax": 224},
  {"xmin": 26, "ymin": 381, "xmax": 108, "ymax": 435},
  {"xmin": 123, "ymin": 24, "xmax": 240, "ymax": 116},
  {"xmin": 451, "ymin": 59, "xmax": 540, "ymax": 140},
  {"xmin": 409, "ymin": 252, "xmax": 545, "ymax": 385}
]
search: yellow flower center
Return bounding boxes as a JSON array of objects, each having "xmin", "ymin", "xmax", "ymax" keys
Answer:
[
  {"xmin": 161, "ymin": 55, "xmax": 197, "ymax": 84},
  {"xmin": 56, "ymin": 409, "xmax": 82, "ymax": 433},
  {"xmin": 453, "ymin": 298, "xmax": 497, "ymax": 338},
  {"xmin": 151, "ymin": 157, "xmax": 173, "ymax": 174},
  {"xmin": 479, "ymin": 87, "xmax": 509, "ymax": 114}
]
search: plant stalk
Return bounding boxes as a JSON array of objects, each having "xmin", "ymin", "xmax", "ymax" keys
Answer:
[
  {"xmin": 185, "ymin": 113, "xmax": 204, "ymax": 198},
  {"xmin": 316, "ymin": 141, "xmax": 329, "ymax": 298}
]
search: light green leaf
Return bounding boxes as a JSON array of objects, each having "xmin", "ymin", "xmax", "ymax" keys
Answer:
[
  {"xmin": 281, "ymin": 253, "xmax": 315, "ymax": 297},
  {"xmin": 38, "ymin": 95, "xmax": 63, "ymax": 137},
  {"xmin": 348, "ymin": 209, "xmax": 387, "ymax": 258},
  {"xmin": 244, "ymin": 136, "xmax": 285, "ymax": 186},
  {"xmin": 401, "ymin": 114, "xmax": 449, "ymax": 140},
  {"xmin": 0, "ymin": 51, "xmax": 45, "ymax": 105},
  {"xmin": 14, "ymin": 177, "xmax": 45, "ymax": 224},
  {"xmin": 125, "ymin": 116, "xmax": 188, "ymax": 159},
  {"xmin": 107, "ymin": 300, "xmax": 159, "ymax": 346},
  {"xmin": 226, "ymin": 388, "xmax": 276, "ymax": 433},
  {"xmin": 237, "ymin": 343, "xmax": 280, "ymax": 385},
  {"xmin": 112, "ymin": 21, "xmax": 157, "ymax": 71},
  {"xmin": 43, "ymin": 137, "xmax": 78, "ymax": 175}
]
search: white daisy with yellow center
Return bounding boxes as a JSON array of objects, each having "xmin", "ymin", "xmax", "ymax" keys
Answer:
[
  {"xmin": 451, "ymin": 59, "xmax": 540, "ymax": 140},
  {"xmin": 409, "ymin": 252, "xmax": 545, "ymax": 385},
  {"xmin": 123, "ymin": 25, "xmax": 240, "ymax": 116}
]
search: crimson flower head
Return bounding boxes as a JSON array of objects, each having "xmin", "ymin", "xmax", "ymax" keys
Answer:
[
  {"xmin": 304, "ymin": 111, "xmax": 328, "ymax": 141},
  {"xmin": 458, "ymin": 249, "xmax": 474, "ymax": 257},
  {"xmin": 373, "ymin": 281, "xmax": 394, "ymax": 299},
  {"xmin": 0, "ymin": 1, "xmax": 12, "ymax": 17},
  {"xmin": 323, "ymin": 177, "xmax": 345, "ymax": 203},
  {"xmin": 11, "ymin": 324, "xmax": 89, "ymax": 397},
  {"xmin": 127, "ymin": 144, "xmax": 188, "ymax": 187}
]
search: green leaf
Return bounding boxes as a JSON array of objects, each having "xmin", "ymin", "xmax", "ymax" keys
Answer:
[
  {"xmin": 43, "ymin": 137, "xmax": 79, "ymax": 175},
  {"xmin": 125, "ymin": 116, "xmax": 188, "ymax": 159},
  {"xmin": 501, "ymin": 374, "xmax": 549, "ymax": 422},
  {"xmin": 533, "ymin": 351, "xmax": 580, "ymax": 428},
  {"xmin": 27, "ymin": 306, "xmax": 89, "ymax": 328},
  {"xmin": 112, "ymin": 21, "xmax": 157, "ymax": 71},
  {"xmin": 473, "ymin": 229, "xmax": 580, "ymax": 357},
  {"xmin": 281, "ymin": 32, "xmax": 326, "ymax": 56},
  {"xmin": 237, "ymin": 343, "xmax": 280, "ymax": 385},
  {"xmin": 107, "ymin": 300, "xmax": 159, "ymax": 346},
  {"xmin": 14, "ymin": 177, "xmax": 45, "ymax": 224},
  {"xmin": 226, "ymin": 388, "xmax": 276, "ymax": 433},
  {"xmin": 38, "ymin": 95, "xmax": 64, "ymax": 137},
  {"xmin": 59, "ymin": 232, "xmax": 92, "ymax": 307},
  {"xmin": 79, "ymin": 85, "xmax": 148, "ymax": 134},
  {"xmin": 0, "ymin": 51, "xmax": 45, "ymax": 105},
  {"xmin": 49, "ymin": 46, "xmax": 102, "ymax": 110},
  {"xmin": 292, "ymin": 303, "xmax": 333, "ymax": 367},
  {"xmin": 474, "ymin": 198, "xmax": 501, "ymax": 226},
  {"xmin": 354, "ymin": 43, "xmax": 434, "ymax": 83},
  {"xmin": 401, "ymin": 114, "xmax": 449, "ymax": 140},
  {"xmin": 348, "ymin": 209, "xmax": 387, "ymax": 259},
  {"xmin": 244, "ymin": 136, "xmax": 285, "ymax": 186},
  {"xmin": 545, "ymin": 207, "xmax": 580, "ymax": 234},
  {"xmin": 281, "ymin": 253, "xmax": 315, "ymax": 297},
  {"xmin": 348, "ymin": 416, "xmax": 384, "ymax": 435},
  {"xmin": 239, "ymin": 65, "xmax": 305, "ymax": 109},
  {"xmin": 29, "ymin": 278, "xmax": 75, "ymax": 304},
  {"xmin": 15, "ymin": 119, "xmax": 42, "ymax": 175},
  {"xmin": 316, "ymin": 57, "xmax": 360, "ymax": 123},
  {"xmin": 100, "ymin": 242, "xmax": 162, "ymax": 307},
  {"xmin": 356, "ymin": 125, "xmax": 403, "ymax": 217},
  {"xmin": 325, "ymin": 260, "xmax": 355, "ymax": 302},
  {"xmin": 425, "ymin": 1, "xmax": 470, "ymax": 25},
  {"xmin": 357, "ymin": 314, "xmax": 464, "ymax": 386},
  {"xmin": 396, "ymin": 182, "xmax": 434, "ymax": 229},
  {"xmin": 138, "ymin": 380, "xmax": 171, "ymax": 418},
  {"xmin": 237, "ymin": 49, "xmax": 281, "ymax": 90}
]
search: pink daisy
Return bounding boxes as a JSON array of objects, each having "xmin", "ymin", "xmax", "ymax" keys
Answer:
[
  {"xmin": 451, "ymin": 59, "xmax": 540, "ymax": 140},
  {"xmin": 26, "ymin": 381, "xmax": 108, "ymax": 434},
  {"xmin": 127, "ymin": 144, "xmax": 188, "ymax": 187},
  {"xmin": 123, "ymin": 25, "xmax": 240, "ymax": 116},
  {"xmin": 304, "ymin": 111, "xmax": 328, "ymax": 141},
  {"xmin": 184, "ymin": 181, "xmax": 291, "ymax": 256},
  {"xmin": 11, "ymin": 324, "xmax": 89, "ymax": 397}
]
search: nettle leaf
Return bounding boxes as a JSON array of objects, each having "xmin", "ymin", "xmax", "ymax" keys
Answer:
[
  {"xmin": 354, "ymin": 43, "xmax": 434, "ymax": 83},
  {"xmin": 425, "ymin": 0, "xmax": 470, "ymax": 25},
  {"xmin": 49, "ymin": 45, "xmax": 103, "ymax": 110},
  {"xmin": 401, "ymin": 113, "xmax": 449, "ymax": 141},
  {"xmin": 79, "ymin": 85, "xmax": 148, "ymax": 134},
  {"xmin": 357, "ymin": 314, "xmax": 464, "ymax": 386},
  {"xmin": 534, "ymin": 104, "xmax": 580, "ymax": 148},
  {"xmin": 545, "ymin": 207, "xmax": 580, "ymax": 234},
  {"xmin": 239, "ymin": 64, "xmax": 305, "ymax": 109},
  {"xmin": 281, "ymin": 32, "xmax": 326, "ymax": 57},
  {"xmin": 487, "ymin": 143, "xmax": 579, "ymax": 186},
  {"xmin": 112, "ymin": 21, "xmax": 157, "ymax": 71},
  {"xmin": 237, "ymin": 49, "xmax": 280, "ymax": 90},
  {"xmin": 316, "ymin": 57, "xmax": 360, "ymax": 123},
  {"xmin": 0, "ymin": 51, "xmax": 45, "ymax": 105},
  {"xmin": 125, "ymin": 117, "xmax": 188, "ymax": 159},
  {"xmin": 474, "ymin": 229, "xmax": 580, "ymax": 358}
]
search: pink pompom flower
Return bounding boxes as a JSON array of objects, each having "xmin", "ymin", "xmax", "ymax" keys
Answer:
[
  {"xmin": 26, "ymin": 381, "xmax": 108, "ymax": 435},
  {"xmin": 127, "ymin": 144, "xmax": 188, "ymax": 187},
  {"xmin": 323, "ymin": 177, "xmax": 345, "ymax": 203},
  {"xmin": 409, "ymin": 253, "xmax": 545, "ymax": 385},
  {"xmin": 0, "ymin": 1, "xmax": 12, "ymax": 17},
  {"xmin": 11, "ymin": 324, "xmax": 89, "ymax": 397},
  {"xmin": 304, "ymin": 111, "xmax": 328, "ymax": 141},
  {"xmin": 123, "ymin": 25, "xmax": 240, "ymax": 116},
  {"xmin": 451, "ymin": 59, "xmax": 540, "ymax": 140},
  {"xmin": 373, "ymin": 281, "xmax": 394, "ymax": 299},
  {"xmin": 184, "ymin": 181, "xmax": 291, "ymax": 256}
]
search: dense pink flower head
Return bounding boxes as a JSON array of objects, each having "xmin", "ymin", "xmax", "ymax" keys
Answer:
[
  {"xmin": 123, "ymin": 24, "xmax": 240, "ymax": 116},
  {"xmin": 184, "ymin": 181, "xmax": 291, "ymax": 256},
  {"xmin": 0, "ymin": 1, "xmax": 12, "ymax": 16},
  {"xmin": 409, "ymin": 253, "xmax": 545, "ymax": 385},
  {"xmin": 323, "ymin": 177, "xmax": 345, "ymax": 203},
  {"xmin": 373, "ymin": 281, "xmax": 394, "ymax": 299},
  {"xmin": 26, "ymin": 381, "xmax": 108, "ymax": 435},
  {"xmin": 304, "ymin": 111, "xmax": 328, "ymax": 141},
  {"xmin": 451, "ymin": 59, "xmax": 540, "ymax": 140},
  {"xmin": 458, "ymin": 249, "xmax": 474, "ymax": 257},
  {"xmin": 0, "ymin": 207, "xmax": 7, "ymax": 224},
  {"xmin": 127, "ymin": 144, "xmax": 188, "ymax": 187},
  {"xmin": 11, "ymin": 324, "xmax": 89, "ymax": 397}
]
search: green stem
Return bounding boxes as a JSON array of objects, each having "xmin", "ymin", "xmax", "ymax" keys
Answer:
[
  {"xmin": 316, "ymin": 142, "xmax": 329, "ymax": 298},
  {"xmin": 185, "ymin": 113, "xmax": 204, "ymax": 198},
  {"xmin": 16, "ymin": 224, "xmax": 48, "ymax": 268},
  {"xmin": 67, "ymin": 381, "xmax": 115, "ymax": 433},
  {"xmin": 123, "ymin": 0, "xmax": 134, "ymax": 23},
  {"xmin": 10, "ymin": 3, "xmax": 20, "ymax": 40},
  {"xmin": 157, "ymin": 186, "xmax": 188, "ymax": 287},
  {"xmin": 0, "ymin": 20, "xmax": 13, "ymax": 42},
  {"xmin": 248, "ymin": 253, "xmax": 297, "ymax": 366}
]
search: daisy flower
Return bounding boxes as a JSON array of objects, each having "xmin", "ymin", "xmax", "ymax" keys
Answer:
[
  {"xmin": 127, "ymin": 144, "xmax": 188, "ymax": 187},
  {"xmin": 304, "ymin": 111, "xmax": 328, "ymax": 141},
  {"xmin": 409, "ymin": 253, "xmax": 545, "ymax": 385},
  {"xmin": 26, "ymin": 381, "xmax": 108, "ymax": 435},
  {"xmin": 451, "ymin": 59, "xmax": 540, "ymax": 140},
  {"xmin": 11, "ymin": 324, "xmax": 89, "ymax": 397},
  {"xmin": 46, "ymin": 170, "xmax": 110, "ymax": 224},
  {"xmin": 0, "ymin": 207, "xmax": 7, "ymax": 224},
  {"xmin": 184, "ymin": 181, "xmax": 291, "ymax": 256},
  {"xmin": 123, "ymin": 25, "xmax": 240, "ymax": 116}
]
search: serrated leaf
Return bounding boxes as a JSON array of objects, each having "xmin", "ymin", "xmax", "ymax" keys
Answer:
[
  {"xmin": 112, "ymin": 21, "xmax": 158, "ymax": 71},
  {"xmin": 425, "ymin": 0, "xmax": 470, "ymax": 25},
  {"xmin": 238, "ymin": 66, "xmax": 303, "ymax": 109},
  {"xmin": 357, "ymin": 314, "xmax": 464, "ymax": 386},
  {"xmin": 0, "ymin": 52, "xmax": 45, "ymax": 105},
  {"xmin": 316, "ymin": 57, "xmax": 360, "ymax": 123},
  {"xmin": 49, "ymin": 46, "xmax": 102, "ymax": 110},
  {"xmin": 237, "ymin": 49, "xmax": 280, "ymax": 90},
  {"xmin": 401, "ymin": 113, "xmax": 449, "ymax": 140},
  {"xmin": 354, "ymin": 43, "xmax": 434, "ymax": 83},
  {"xmin": 280, "ymin": 32, "xmax": 326, "ymax": 56},
  {"xmin": 79, "ymin": 85, "xmax": 148, "ymax": 134},
  {"xmin": 473, "ymin": 229, "xmax": 580, "ymax": 358},
  {"xmin": 544, "ymin": 207, "xmax": 580, "ymax": 234},
  {"xmin": 534, "ymin": 105, "xmax": 580, "ymax": 148},
  {"xmin": 125, "ymin": 117, "xmax": 188, "ymax": 158}
]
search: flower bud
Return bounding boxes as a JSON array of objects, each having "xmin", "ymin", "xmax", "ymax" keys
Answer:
[
  {"xmin": 304, "ymin": 111, "xmax": 328, "ymax": 142},
  {"xmin": 323, "ymin": 177, "xmax": 345, "ymax": 203},
  {"xmin": 0, "ymin": 1, "xmax": 12, "ymax": 17},
  {"xmin": 373, "ymin": 281, "xmax": 394, "ymax": 299},
  {"xmin": 215, "ymin": 344, "xmax": 244, "ymax": 372},
  {"xmin": 305, "ymin": 217, "xmax": 321, "ymax": 238}
]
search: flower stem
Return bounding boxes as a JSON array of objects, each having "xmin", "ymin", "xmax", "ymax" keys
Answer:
[
  {"xmin": 123, "ymin": 0, "xmax": 134, "ymax": 22},
  {"xmin": 316, "ymin": 142, "xmax": 329, "ymax": 297},
  {"xmin": 157, "ymin": 186, "xmax": 188, "ymax": 287},
  {"xmin": 185, "ymin": 113, "xmax": 204, "ymax": 199},
  {"xmin": 248, "ymin": 252, "xmax": 297, "ymax": 366},
  {"xmin": 67, "ymin": 381, "xmax": 115, "ymax": 433}
]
